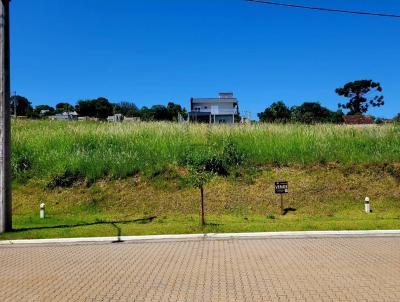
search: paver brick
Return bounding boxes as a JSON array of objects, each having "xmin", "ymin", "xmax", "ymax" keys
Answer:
[{"xmin": 0, "ymin": 237, "xmax": 399, "ymax": 301}]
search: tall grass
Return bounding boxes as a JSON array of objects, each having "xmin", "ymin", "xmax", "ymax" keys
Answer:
[{"xmin": 11, "ymin": 120, "xmax": 400, "ymax": 181}]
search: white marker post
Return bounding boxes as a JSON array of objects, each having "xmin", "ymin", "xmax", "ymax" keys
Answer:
[
  {"xmin": 40, "ymin": 203, "xmax": 46, "ymax": 219},
  {"xmin": 364, "ymin": 197, "xmax": 370, "ymax": 213}
]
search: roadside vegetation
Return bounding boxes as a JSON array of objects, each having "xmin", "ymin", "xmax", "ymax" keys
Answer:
[
  {"xmin": 4, "ymin": 164, "xmax": 400, "ymax": 240},
  {"xmin": 3, "ymin": 120, "xmax": 399, "ymax": 239},
  {"xmin": 12, "ymin": 120, "xmax": 400, "ymax": 183}
]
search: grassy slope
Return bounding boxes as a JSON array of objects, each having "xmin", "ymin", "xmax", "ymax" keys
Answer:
[
  {"xmin": 3, "ymin": 120, "xmax": 399, "ymax": 239},
  {"xmin": 2, "ymin": 165, "xmax": 399, "ymax": 240}
]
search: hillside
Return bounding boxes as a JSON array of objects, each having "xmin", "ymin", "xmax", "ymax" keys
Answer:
[{"xmin": 3, "ymin": 120, "xmax": 400, "ymax": 239}]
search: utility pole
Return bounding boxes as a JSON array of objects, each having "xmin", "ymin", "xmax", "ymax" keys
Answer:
[
  {"xmin": 0, "ymin": 0, "xmax": 11, "ymax": 233},
  {"xmin": 12, "ymin": 90, "xmax": 16, "ymax": 118}
]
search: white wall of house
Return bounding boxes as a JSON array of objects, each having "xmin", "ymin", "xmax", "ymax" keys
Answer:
[{"xmin": 192, "ymin": 101, "xmax": 237, "ymax": 114}]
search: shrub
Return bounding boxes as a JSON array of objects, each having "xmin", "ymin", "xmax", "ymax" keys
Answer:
[
  {"xmin": 222, "ymin": 141, "xmax": 245, "ymax": 167},
  {"xmin": 47, "ymin": 170, "xmax": 84, "ymax": 189},
  {"xmin": 11, "ymin": 149, "xmax": 32, "ymax": 176},
  {"xmin": 180, "ymin": 141, "xmax": 245, "ymax": 176}
]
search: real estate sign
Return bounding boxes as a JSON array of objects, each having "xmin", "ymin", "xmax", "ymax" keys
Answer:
[{"xmin": 275, "ymin": 181, "xmax": 289, "ymax": 194}]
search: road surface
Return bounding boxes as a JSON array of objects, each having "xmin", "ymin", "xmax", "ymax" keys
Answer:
[{"xmin": 0, "ymin": 236, "xmax": 399, "ymax": 301}]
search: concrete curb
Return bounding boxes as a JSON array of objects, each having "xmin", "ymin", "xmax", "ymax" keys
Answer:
[{"xmin": 1, "ymin": 230, "xmax": 400, "ymax": 246}]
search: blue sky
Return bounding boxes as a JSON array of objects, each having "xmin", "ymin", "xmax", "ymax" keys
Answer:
[{"xmin": 10, "ymin": 0, "xmax": 400, "ymax": 118}]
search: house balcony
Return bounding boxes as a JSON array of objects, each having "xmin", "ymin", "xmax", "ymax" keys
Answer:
[{"xmin": 190, "ymin": 108, "xmax": 239, "ymax": 115}]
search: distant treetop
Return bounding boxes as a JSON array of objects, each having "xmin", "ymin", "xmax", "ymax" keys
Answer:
[{"xmin": 336, "ymin": 80, "xmax": 384, "ymax": 115}]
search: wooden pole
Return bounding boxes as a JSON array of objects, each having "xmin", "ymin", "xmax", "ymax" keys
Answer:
[
  {"xmin": 0, "ymin": 0, "xmax": 11, "ymax": 233},
  {"xmin": 280, "ymin": 194, "xmax": 284, "ymax": 215},
  {"xmin": 200, "ymin": 185, "xmax": 205, "ymax": 226}
]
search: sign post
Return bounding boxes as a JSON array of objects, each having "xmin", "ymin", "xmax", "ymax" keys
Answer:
[{"xmin": 275, "ymin": 181, "xmax": 288, "ymax": 215}]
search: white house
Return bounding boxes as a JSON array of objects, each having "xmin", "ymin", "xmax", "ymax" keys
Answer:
[
  {"xmin": 49, "ymin": 111, "xmax": 79, "ymax": 121},
  {"xmin": 189, "ymin": 93, "xmax": 239, "ymax": 124},
  {"xmin": 107, "ymin": 114, "xmax": 124, "ymax": 122}
]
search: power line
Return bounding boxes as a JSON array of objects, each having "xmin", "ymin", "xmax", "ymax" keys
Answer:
[{"xmin": 246, "ymin": 0, "xmax": 400, "ymax": 19}]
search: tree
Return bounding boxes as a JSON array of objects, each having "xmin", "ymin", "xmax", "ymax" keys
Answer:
[
  {"xmin": 151, "ymin": 103, "xmax": 187, "ymax": 121},
  {"xmin": 258, "ymin": 101, "xmax": 291, "ymax": 123},
  {"xmin": 167, "ymin": 102, "xmax": 187, "ymax": 121},
  {"xmin": 55, "ymin": 102, "xmax": 74, "ymax": 113},
  {"xmin": 34, "ymin": 105, "xmax": 55, "ymax": 117},
  {"xmin": 184, "ymin": 142, "xmax": 245, "ymax": 226},
  {"xmin": 151, "ymin": 105, "xmax": 170, "ymax": 121},
  {"xmin": 76, "ymin": 100, "xmax": 94, "ymax": 117},
  {"xmin": 114, "ymin": 102, "xmax": 139, "ymax": 117},
  {"xmin": 187, "ymin": 167, "xmax": 214, "ymax": 226},
  {"xmin": 137, "ymin": 102, "xmax": 187, "ymax": 122},
  {"xmin": 76, "ymin": 97, "xmax": 113, "ymax": 119},
  {"xmin": 10, "ymin": 95, "xmax": 33, "ymax": 116},
  {"xmin": 336, "ymin": 80, "xmax": 384, "ymax": 115},
  {"xmin": 139, "ymin": 106, "xmax": 154, "ymax": 121},
  {"xmin": 394, "ymin": 114, "xmax": 400, "ymax": 123},
  {"xmin": 94, "ymin": 97, "xmax": 114, "ymax": 119},
  {"xmin": 291, "ymin": 102, "xmax": 343, "ymax": 124}
]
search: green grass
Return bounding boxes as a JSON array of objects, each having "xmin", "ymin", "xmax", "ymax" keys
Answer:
[
  {"xmin": 2, "ymin": 165, "xmax": 400, "ymax": 240},
  {"xmin": 1, "ymin": 213, "xmax": 399, "ymax": 240},
  {"xmin": 3, "ymin": 120, "xmax": 399, "ymax": 240},
  {"xmin": 12, "ymin": 120, "xmax": 400, "ymax": 182}
]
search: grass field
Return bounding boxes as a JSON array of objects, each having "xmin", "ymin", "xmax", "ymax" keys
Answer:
[
  {"xmin": 2, "ymin": 120, "xmax": 399, "ymax": 240},
  {"xmin": 12, "ymin": 120, "xmax": 400, "ymax": 182}
]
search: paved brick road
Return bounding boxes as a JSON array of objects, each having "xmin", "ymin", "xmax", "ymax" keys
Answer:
[{"xmin": 0, "ymin": 236, "xmax": 399, "ymax": 302}]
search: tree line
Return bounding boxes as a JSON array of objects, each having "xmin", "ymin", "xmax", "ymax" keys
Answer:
[
  {"xmin": 258, "ymin": 80, "xmax": 391, "ymax": 124},
  {"xmin": 258, "ymin": 101, "xmax": 344, "ymax": 124},
  {"xmin": 10, "ymin": 79, "xmax": 397, "ymax": 124},
  {"xmin": 10, "ymin": 96, "xmax": 188, "ymax": 122}
]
